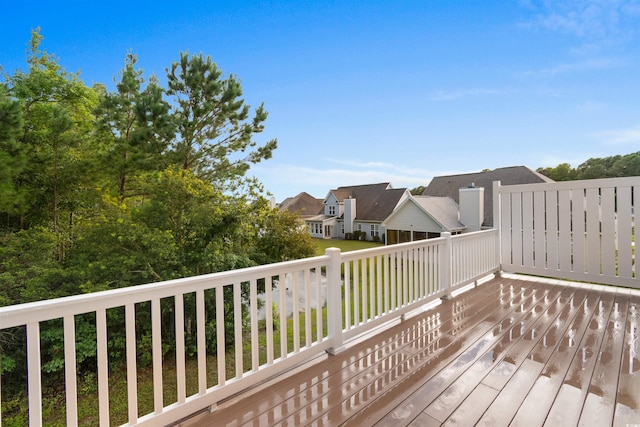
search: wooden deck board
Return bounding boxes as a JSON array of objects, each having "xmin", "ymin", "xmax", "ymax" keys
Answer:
[
  {"xmin": 180, "ymin": 275, "xmax": 640, "ymax": 427},
  {"xmin": 613, "ymin": 290, "xmax": 640, "ymax": 426},
  {"xmin": 578, "ymin": 290, "xmax": 629, "ymax": 426}
]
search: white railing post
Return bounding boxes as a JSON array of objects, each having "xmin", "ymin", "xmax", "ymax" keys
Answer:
[
  {"xmin": 441, "ymin": 232, "xmax": 452, "ymax": 300},
  {"xmin": 493, "ymin": 180, "xmax": 502, "ymax": 274},
  {"xmin": 325, "ymin": 247, "xmax": 345, "ymax": 355},
  {"xmin": 27, "ymin": 322, "xmax": 42, "ymax": 427}
]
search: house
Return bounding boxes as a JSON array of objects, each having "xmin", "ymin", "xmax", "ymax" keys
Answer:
[
  {"xmin": 422, "ymin": 165, "xmax": 553, "ymax": 227},
  {"xmin": 282, "ymin": 183, "xmax": 410, "ymax": 240},
  {"xmin": 383, "ymin": 186, "xmax": 482, "ymax": 243}
]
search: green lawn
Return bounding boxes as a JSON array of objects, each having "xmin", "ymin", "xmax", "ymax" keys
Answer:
[{"xmin": 312, "ymin": 238, "xmax": 383, "ymax": 256}]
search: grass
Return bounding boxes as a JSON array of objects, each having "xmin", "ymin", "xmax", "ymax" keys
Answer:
[{"xmin": 312, "ymin": 238, "xmax": 383, "ymax": 256}]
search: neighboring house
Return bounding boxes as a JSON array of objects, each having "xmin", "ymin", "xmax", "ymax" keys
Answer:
[
  {"xmin": 382, "ymin": 184, "xmax": 487, "ymax": 244},
  {"xmin": 383, "ymin": 195, "xmax": 466, "ymax": 244},
  {"xmin": 322, "ymin": 183, "xmax": 410, "ymax": 240},
  {"xmin": 422, "ymin": 165, "xmax": 553, "ymax": 227},
  {"xmin": 281, "ymin": 183, "xmax": 410, "ymax": 240}
]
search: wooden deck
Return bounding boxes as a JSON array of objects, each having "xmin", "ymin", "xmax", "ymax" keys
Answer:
[{"xmin": 180, "ymin": 273, "xmax": 640, "ymax": 427}]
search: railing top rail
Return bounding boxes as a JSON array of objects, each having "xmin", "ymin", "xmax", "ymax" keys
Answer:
[
  {"xmin": 339, "ymin": 236, "xmax": 447, "ymax": 261},
  {"xmin": 450, "ymin": 229, "xmax": 497, "ymax": 241},
  {"xmin": 497, "ymin": 176, "xmax": 640, "ymax": 193},
  {"xmin": 0, "ymin": 253, "xmax": 330, "ymax": 329}
]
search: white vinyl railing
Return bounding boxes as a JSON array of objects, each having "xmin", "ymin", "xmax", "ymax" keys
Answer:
[
  {"xmin": 495, "ymin": 176, "xmax": 640, "ymax": 288},
  {"xmin": 0, "ymin": 229, "xmax": 499, "ymax": 427}
]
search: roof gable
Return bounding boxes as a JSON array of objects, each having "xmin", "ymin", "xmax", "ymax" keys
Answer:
[
  {"xmin": 383, "ymin": 195, "xmax": 465, "ymax": 232},
  {"xmin": 279, "ymin": 192, "xmax": 324, "ymax": 217}
]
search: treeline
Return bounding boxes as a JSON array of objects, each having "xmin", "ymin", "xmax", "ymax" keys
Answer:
[
  {"xmin": 0, "ymin": 29, "xmax": 314, "ymax": 391},
  {"xmin": 537, "ymin": 151, "xmax": 640, "ymax": 181}
]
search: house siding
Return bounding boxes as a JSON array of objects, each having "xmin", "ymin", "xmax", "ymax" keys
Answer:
[
  {"xmin": 324, "ymin": 193, "xmax": 341, "ymax": 217},
  {"xmin": 384, "ymin": 202, "xmax": 443, "ymax": 232}
]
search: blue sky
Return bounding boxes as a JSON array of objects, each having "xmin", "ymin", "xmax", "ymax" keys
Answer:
[{"xmin": 3, "ymin": 1, "xmax": 640, "ymax": 201}]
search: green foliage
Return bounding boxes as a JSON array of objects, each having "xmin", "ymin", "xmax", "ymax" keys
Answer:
[
  {"xmin": 537, "ymin": 151, "xmax": 640, "ymax": 181},
  {"xmin": 0, "ymin": 85, "xmax": 26, "ymax": 218},
  {"xmin": 410, "ymin": 185, "xmax": 426, "ymax": 195},
  {"xmin": 251, "ymin": 208, "xmax": 316, "ymax": 265}
]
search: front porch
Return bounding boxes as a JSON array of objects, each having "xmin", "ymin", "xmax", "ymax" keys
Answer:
[{"xmin": 183, "ymin": 273, "xmax": 640, "ymax": 426}]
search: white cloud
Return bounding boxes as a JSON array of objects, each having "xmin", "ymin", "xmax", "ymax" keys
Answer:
[
  {"xmin": 429, "ymin": 88, "xmax": 510, "ymax": 102},
  {"xmin": 576, "ymin": 100, "xmax": 608, "ymax": 114},
  {"xmin": 523, "ymin": 0, "xmax": 640, "ymax": 49},
  {"xmin": 595, "ymin": 125, "xmax": 640, "ymax": 145},
  {"xmin": 520, "ymin": 57, "xmax": 623, "ymax": 77}
]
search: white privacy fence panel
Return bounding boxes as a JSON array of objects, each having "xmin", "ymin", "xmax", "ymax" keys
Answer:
[
  {"xmin": 495, "ymin": 176, "xmax": 640, "ymax": 288},
  {"xmin": 0, "ymin": 230, "xmax": 499, "ymax": 427}
]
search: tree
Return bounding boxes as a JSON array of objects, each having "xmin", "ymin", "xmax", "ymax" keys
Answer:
[
  {"xmin": 95, "ymin": 52, "xmax": 174, "ymax": 201},
  {"xmin": 410, "ymin": 185, "xmax": 426, "ymax": 195},
  {"xmin": 251, "ymin": 206, "xmax": 316, "ymax": 265},
  {"xmin": 0, "ymin": 84, "xmax": 26, "ymax": 223},
  {"xmin": 5, "ymin": 28, "xmax": 98, "ymax": 237},
  {"xmin": 536, "ymin": 163, "xmax": 575, "ymax": 181},
  {"xmin": 166, "ymin": 52, "xmax": 277, "ymax": 187}
]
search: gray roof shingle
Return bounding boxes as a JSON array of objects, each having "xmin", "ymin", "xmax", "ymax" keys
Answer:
[
  {"xmin": 328, "ymin": 183, "xmax": 407, "ymax": 222},
  {"xmin": 422, "ymin": 166, "xmax": 553, "ymax": 227},
  {"xmin": 279, "ymin": 192, "xmax": 324, "ymax": 218},
  {"xmin": 412, "ymin": 196, "xmax": 466, "ymax": 231}
]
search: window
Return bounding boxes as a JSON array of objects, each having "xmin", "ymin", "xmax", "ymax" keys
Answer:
[
  {"xmin": 328, "ymin": 205, "xmax": 336, "ymax": 215},
  {"xmin": 371, "ymin": 224, "xmax": 379, "ymax": 237},
  {"xmin": 310, "ymin": 223, "xmax": 322, "ymax": 234}
]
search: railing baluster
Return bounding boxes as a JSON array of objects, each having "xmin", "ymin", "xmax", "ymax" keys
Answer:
[
  {"xmin": 390, "ymin": 251, "xmax": 396, "ymax": 310},
  {"xmin": 376, "ymin": 254, "xmax": 382, "ymax": 317},
  {"xmin": 233, "ymin": 282, "xmax": 243, "ymax": 377},
  {"xmin": 368, "ymin": 256, "xmax": 374, "ymax": 319},
  {"xmin": 353, "ymin": 260, "xmax": 360, "ymax": 326},
  {"xmin": 63, "ymin": 315, "xmax": 78, "ymax": 427},
  {"xmin": 96, "ymin": 309, "xmax": 109, "ymax": 426},
  {"xmin": 175, "ymin": 295, "xmax": 186, "ymax": 403},
  {"xmin": 265, "ymin": 276, "xmax": 274, "ymax": 364},
  {"xmin": 125, "ymin": 304, "xmax": 138, "ymax": 423},
  {"xmin": 304, "ymin": 268, "xmax": 312, "ymax": 347},
  {"xmin": 250, "ymin": 279, "xmax": 259, "ymax": 371},
  {"xmin": 344, "ymin": 261, "xmax": 351, "ymax": 330},
  {"xmin": 403, "ymin": 249, "xmax": 409, "ymax": 305},
  {"xmin": 315, "ymin": 266, "xmax": 323, "ymax": 343},
  {"xmin": 151, "ymin": 298, "xmax": 163, "ymax": 414},
  {"xmin": 215, "ymin": 287, "xmax": 226, "ymax": 386},
  {"xmin": 196, "ymin": 289, "xmax": 206, "ymax": 394},
  {"xmin": 292, "ymin": 272, "xmax": 300, "ymax": 353},
  {"xmin": 26, "ymin": 322, "xmax": 42, "ymax": 427},
  {"xmin": 278, "ymin": 274, "xmax": 287, "ymax": 358}
]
